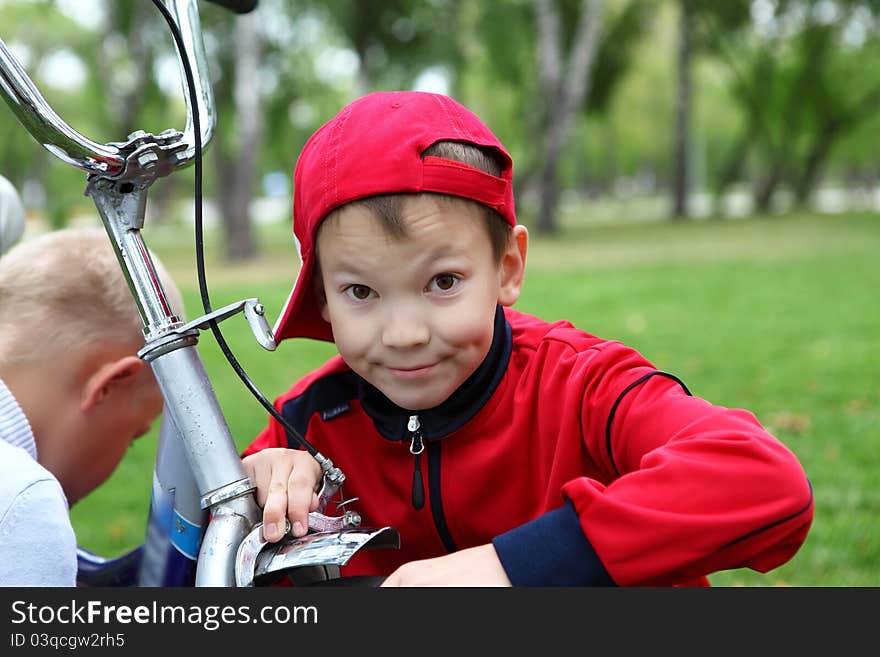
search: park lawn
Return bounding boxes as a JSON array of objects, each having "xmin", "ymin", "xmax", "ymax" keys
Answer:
[{"xmin": 70, "ymin": 211, "xmax": 879, "ymax": 587}]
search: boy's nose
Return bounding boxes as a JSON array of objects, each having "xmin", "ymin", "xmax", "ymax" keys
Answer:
[{"xmin": 381, "ymin": 305, "xmax": 430, "ymax": 348}]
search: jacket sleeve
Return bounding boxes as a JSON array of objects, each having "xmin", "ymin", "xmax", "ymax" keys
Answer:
[
  {"xmin": 563, "ymin": 343, "xmax": 814, "ymax": 586},
  {"xmin": 0, "ymin": 478, "xmax": 77, "ymax": 586}
]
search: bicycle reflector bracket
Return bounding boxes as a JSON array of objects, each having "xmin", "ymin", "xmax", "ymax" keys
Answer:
[{"xmin": 138, "ymin": 297, "xmax": 277, "ymax": 361}]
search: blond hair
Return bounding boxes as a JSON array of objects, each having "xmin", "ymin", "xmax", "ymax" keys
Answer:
[{"xmin": 0, "ymin": 227, "xmax": 184, "ymax": 365}]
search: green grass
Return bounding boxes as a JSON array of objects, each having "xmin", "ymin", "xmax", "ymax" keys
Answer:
[{"xmin": 69, "ymin": 211, "xmax": 880, "ymax": 586}]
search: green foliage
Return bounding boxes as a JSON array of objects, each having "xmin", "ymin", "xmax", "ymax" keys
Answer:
[
  {"xmin": 587, "ymin": 0, "xmax": 658, "ymax": 115},
  {"xmin": 477, "ymin": 0, "xmax": 536, "ymax": 87}
]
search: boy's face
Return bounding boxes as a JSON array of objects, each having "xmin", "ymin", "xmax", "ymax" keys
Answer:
[{"xmin": 316, "ymin": 195, "xmax": 524, "ymax": 411}]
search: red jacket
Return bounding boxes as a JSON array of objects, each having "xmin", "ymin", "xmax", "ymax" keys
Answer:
[{"xmin": 243, "ymin": 307, "xmax": 813, "ymax": 586}]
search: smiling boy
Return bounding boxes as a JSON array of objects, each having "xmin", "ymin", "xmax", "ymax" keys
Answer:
[{"xmin": 242, "ymin": 91, "xmax": 813, "ymax": 587}]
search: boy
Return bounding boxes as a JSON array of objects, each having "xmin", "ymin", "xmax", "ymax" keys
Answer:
[
  {"xmin": 242, "ymin": 91, "xmax": 813, "ymax": 586},
  {"xmin": 0, "ymin": 227, "xmax": 183, "ymax": 586}
]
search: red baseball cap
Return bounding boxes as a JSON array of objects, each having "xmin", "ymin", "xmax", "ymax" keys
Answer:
[{"xmin": 273, "ymin": 90, "xmax": 517, "ymax": 343}]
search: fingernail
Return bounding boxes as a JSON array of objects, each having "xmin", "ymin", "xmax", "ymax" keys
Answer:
[{"xmin": 292, "ymin": 521, "xmax": 304, "ymax": 536}]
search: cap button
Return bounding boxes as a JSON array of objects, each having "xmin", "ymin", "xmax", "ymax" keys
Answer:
[{"xmin": 390, "ymin": 101, "xmax": 401, "ymax": 109}]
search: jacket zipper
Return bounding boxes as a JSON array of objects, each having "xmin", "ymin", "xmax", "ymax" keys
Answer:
[
  {"xmin": 408, "ymin": 415, "xmax": 425, "ymax": 509},
  {"xmin": 406, "ymin": 414, "xmax": 457, "ymax": 552}
]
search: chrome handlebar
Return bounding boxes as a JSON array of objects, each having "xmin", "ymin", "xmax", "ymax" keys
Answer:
[{"xmin": 0, "ymin": 0, "xmax": 214, "ymax": 180}]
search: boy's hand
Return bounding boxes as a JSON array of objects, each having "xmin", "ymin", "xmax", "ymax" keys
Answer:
[
  {"xmin": 380, "ymin": 544, "xmax": 512, "ymax": 587},
  {"xmin": 241, "ymin": 448, "xmax": 322, "ymax": 542}
]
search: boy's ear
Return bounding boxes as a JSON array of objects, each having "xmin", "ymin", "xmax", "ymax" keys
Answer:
[
  {"xmin": 498, "ymin": 225, "xmax": 528, "ymax": 307},
  {"xmin": 81, "ymin": 356, "xmax": 146, "ymax": 412}
]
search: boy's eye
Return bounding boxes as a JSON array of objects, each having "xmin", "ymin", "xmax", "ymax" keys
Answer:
[
  {"xmin": 345, "ymin": 284, "xmax": 374, "ymax": 301},
  {"xmin": 430, "ymin": 274, "xmax": 458, "ymax": 292}
]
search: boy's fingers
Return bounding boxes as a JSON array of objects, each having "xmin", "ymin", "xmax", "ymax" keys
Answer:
[
  {"xmin": 247, "ymin": 463, "xmax": 270, "ymax": 507},
  {"xmin": 287, "ymin": 457, "xmax": 321, "ymax": 537},
  {"xmin": 261, "ymin": 467, "xmax": 292, "ymax": 543}
]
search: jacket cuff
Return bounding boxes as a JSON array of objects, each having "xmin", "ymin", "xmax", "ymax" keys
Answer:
[{"xmin": 491, "ymin": 500, "xmax": 615, "ymax": 586}]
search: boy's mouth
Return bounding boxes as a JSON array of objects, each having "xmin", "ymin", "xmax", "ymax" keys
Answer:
[{"xmin": 385, "ymin": 363, "xmax": 438, "ymax": 379}]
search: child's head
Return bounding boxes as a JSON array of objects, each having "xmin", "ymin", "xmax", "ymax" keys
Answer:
[
  {"xmin": 0, "ymin": 226, "xmax": 184, "ymax": 504},
  {"xmin": 274, "ymin": 91, "xmax": 528, "ymax": 410}
]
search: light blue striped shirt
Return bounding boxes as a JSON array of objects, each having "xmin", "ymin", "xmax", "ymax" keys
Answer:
[{"xmin": 0, "ymin": 377, "xmax": 77, "ymax": 586}]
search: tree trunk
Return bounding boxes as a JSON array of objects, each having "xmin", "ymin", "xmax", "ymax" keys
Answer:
[
  {"xmin": 793, "ymin": 126, "xmax": 837, "ymax": 207},
  {"xmin": 753, "ymin": 163, "xmax": 784, "ymax": 214},
  {"xmin": 672, "ymin": 0, "xmax": 693, "ymax": 219},
  {"xmin": 533, "ymin": 0, "xmax": 604, "ymax": 234},
  {"xmin": 793, "ymin": 88, "xmax": 880, "ymax": 207},
  {"xmin": 217, "ymin": 13, "xmax": 262, "ymax": 262},
  {"xmin": 101, "ymin": 3, "xmax": 154, "ymax": 139}
]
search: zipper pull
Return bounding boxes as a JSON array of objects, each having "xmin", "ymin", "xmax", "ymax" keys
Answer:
[
  {"xmin": 408, "ymin": 415, "xmax": 424, "ymax": 455},
  {"xmin": 408, "ymin": 415, "xmax": 425, "ymax": 510}
]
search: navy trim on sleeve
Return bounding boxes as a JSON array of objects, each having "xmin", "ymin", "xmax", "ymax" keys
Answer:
[
  {"xmin": 605, "ymin": 370, "xmax": 692, "ymax": 477},
  {"xmin": 491, "ymin": 500, "xmax": 616, "ymax": 587}
]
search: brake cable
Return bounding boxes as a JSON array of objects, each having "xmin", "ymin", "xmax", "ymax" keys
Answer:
[{"xmin": 150, "ymin": 0, "xmax": 328, "ymax": 466}]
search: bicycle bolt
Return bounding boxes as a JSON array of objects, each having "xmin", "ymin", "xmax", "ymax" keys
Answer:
[
  {"xmin": 138, "ymin": 152, "xmax": 159, "ymax": 170},
  {"xmin": 254, "ymin": 303, "xmax": 264, "ymax": 315}
]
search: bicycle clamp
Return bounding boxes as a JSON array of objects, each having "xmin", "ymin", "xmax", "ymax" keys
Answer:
[
  {"xmin": 103, "ymin": 129, "xmax": 188, "ymax": 185},
  {"xmin": 139, "ymin": 298, "xmax": 277, "ymax": 361},
  {"xmin": 179, "ymin": 298, "xmax": 277, "ymax": 351}
]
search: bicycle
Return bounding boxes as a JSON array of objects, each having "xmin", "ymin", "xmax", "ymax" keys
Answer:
[{"xmin": 0, "ymin": 0, "xmax": 398, "ymax": 587}]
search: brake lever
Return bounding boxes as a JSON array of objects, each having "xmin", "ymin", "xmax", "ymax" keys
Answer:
[
  {"xmin": 309, "ymin": 469, "xmax": 361, "ymax": 532},
  {"xmin": 308, "ymin": 504, "xmax": 361, "ymax": 532}
]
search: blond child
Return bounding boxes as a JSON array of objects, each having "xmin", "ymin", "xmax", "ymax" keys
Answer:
[{"xmin": 0, "ymin": 227, "xmax": 183, "ymax": 586}]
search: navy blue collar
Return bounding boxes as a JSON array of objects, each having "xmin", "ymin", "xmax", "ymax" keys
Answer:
[{"xmin": 358, "ymin": 305, "xmax": 512, "ymax": 441}]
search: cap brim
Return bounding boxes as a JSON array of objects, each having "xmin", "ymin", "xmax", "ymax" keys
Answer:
[{"xmin": 272, "ymin": 251, "xmax": 334, "ymax": 343}]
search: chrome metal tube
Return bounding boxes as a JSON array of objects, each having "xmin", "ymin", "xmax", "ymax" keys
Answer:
[
  {"xmin": 148, "ymin": 346, "xmax": 252, "ymax": 498},
  {"xmin": 0, "ymin": 38, "xmax": 125, "ymax": 176},
  {"xmin": 165, "ymin": 0, "xmax": 216, "ymax": 166},
  {"xmin": 88, "ymin": 181, "xmax": 182, "ymax": 337},
  {"xmin": 195, "ymin": 497, "xmax": 261, "ymax": 587}
]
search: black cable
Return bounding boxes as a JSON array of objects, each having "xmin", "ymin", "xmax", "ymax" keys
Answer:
[{"xmin": 150, "ymin": 0, "xmax": 320, "ymax": 459}]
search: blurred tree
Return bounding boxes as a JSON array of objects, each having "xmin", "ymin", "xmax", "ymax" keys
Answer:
[
  {"xmin": 672, "ymin": 0, "xmax": 694, "ymax": 219},
  {"xmin": 472, "ymin": 0, "xmax": 651, "ymax": 230},
  {"xmin": 314, "ymin": 0, "xmax": 461, "ymax": 94},
  {"xmin": 532, "ymin": 0, "xmax": 605, "ymax": 234},
  {"xmin": 98, "ymin": 3, "xmax": 165, "ymax": 139},
  {"xmin": 202, "ymin": 7, "xmax": 263, "ymax": 261},
  {"xmin": 705, "ymin": 0, "xmax": 880, "ymax": 213},
  {"xmin": 672, "ymin": 0, "xmax": 751, "ymax": 219}
]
